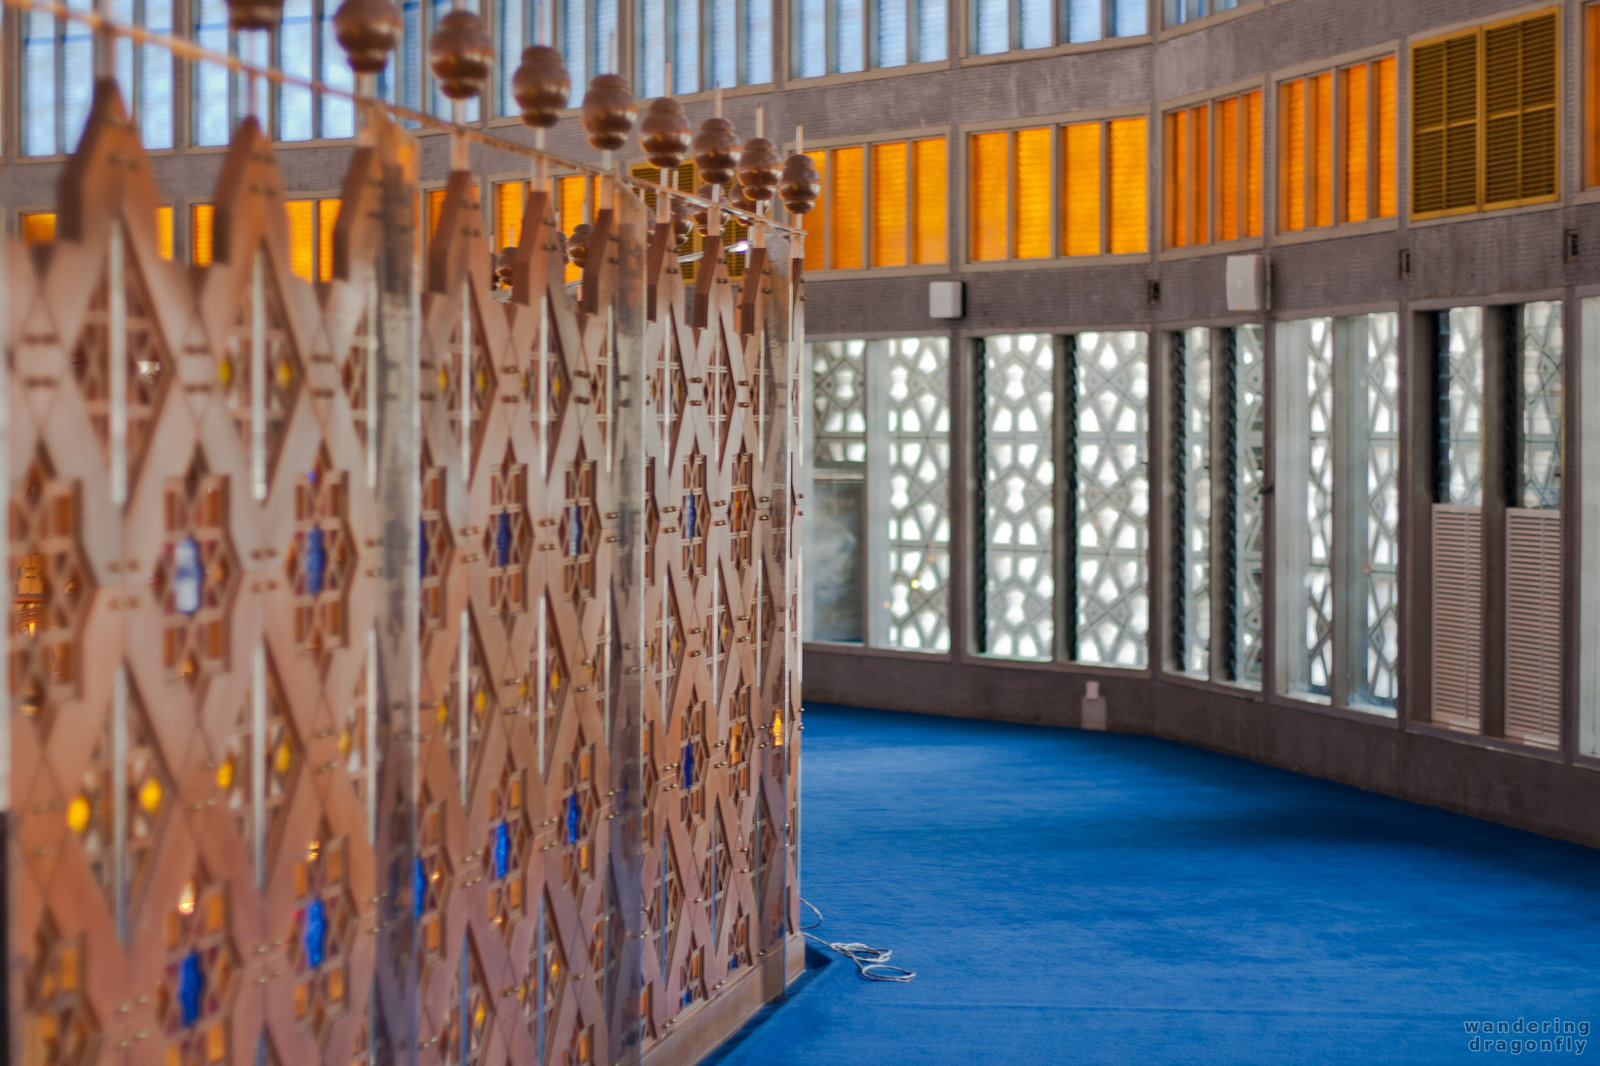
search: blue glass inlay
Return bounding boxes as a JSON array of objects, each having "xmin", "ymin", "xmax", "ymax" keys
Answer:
[
  {"xmin": 684, "ymin": 494, "xmax": 697, "ymax": 538},
  {"xmin": 177, "ymin": 950, "xmax": 205, "ymax": 1027},
  {"xmin": 173, "ymin": 535, "xmax": 203, "ymax": 615},
  {"xmin": 305, "ymin": 526, "xmax": 327, "ymax": 596},
  {"xmin": 730, "ymin": 957, "xmax": 739, "ymax": 970},
  {"xmin": 682, "ymin": 989, "xmax": 692, "ymax": 1007},
  {"xmin": 565, "ymin": 793, "xmax": 580, "ymax": 843},
  {"xmin": 493, "ymin": 821, "xmax": 510, "ymax": 879},
  {"xmin": 414, "ymin": 858, "xmax": 427, "ymax": 918},
  {"xmin": 419, "ymin": 520, "xmax": 429, "ymax": 579},
  {"xmin": 304, "ymin": 898, "xmax": 328, "ymax": 969},
  {"xmin": 568, "ymin": 505, "xmax": 582, "ymax": 557},
  {"xmin": 496, "ymin": 512, "xmax": 512, "ymax": 567},
  {"xmin": 682, "ymin": 743, "xmax": 694, "ymax": 789}
]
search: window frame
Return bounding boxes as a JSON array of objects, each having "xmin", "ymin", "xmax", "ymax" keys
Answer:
[
  {"xmin": 633, "ymin": 0, "xmax": 774, "ymax": 95},
  {"xmin": 788, "ymin": 0, "xmax": 948, "ymax": 79},
  {"xmin": 960, "ymin": 110, "xmax": 1152, "ymax": 268},
  {"xmin": 964, "ymin": 0, "xmax": 1148, "ymax": 60},
  {"xmin": 1157, "ymin": 82, "xmax": 1264, "ymax": 255}
]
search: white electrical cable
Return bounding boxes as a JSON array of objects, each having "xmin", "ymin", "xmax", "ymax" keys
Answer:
[{"xmin": 799, "ymin": 898, "xmax": 916, "ymax": 983}]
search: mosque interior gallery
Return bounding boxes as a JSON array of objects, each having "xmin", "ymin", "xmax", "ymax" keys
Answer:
[{"xmin": 5, "ymin": 0, "xmax": 1600, "ymax": 1061}]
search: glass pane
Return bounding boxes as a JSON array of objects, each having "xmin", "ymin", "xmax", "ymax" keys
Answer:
[
  {"xmin": 1066, "ymin": 0, "xmax": 1100, "ymax": 43},
  {"xmin": 974, "ymin": 0, "xmax": 1008, "ymax": 55},
  {"xmin": 1175, "ymin": 328, "xmax": 1210, "ymax": 675},
  {"xmin": 915, "ymin": 0, "xmax": 945, "ymax": 62},
  {"xmin": 194, "ymin": 0, "xmax": 231, "ymax": 146},
  {"xmin": 711, "ymin": 0, "xmax": 736, "ymax": 86},
  {"xmin": 969, "ymin": 131, "xmax": 1009, "ymax": 261},
  {"xmin": 796, "ymin": 0, "xmax": 825, "ymax": 77},
  {"xmin": 141, "ymin": 0, "xmax": 176, "ymax": 148},
  {"xmin": 1019, "ymin": 0, "xmax": 1049, "ymax": 49},
  {"xmin": 1232, "ymin": 325, "xmax": 1265, "ymax": 685},
  {"xmin": 279, "ymin": 0, "xmax": 315, "ymax": 141},
  {"xmin": 500, "ymin": 0, "xmax": 526, "ymax": 112},
  {"xmin": 983, "ymin": 334, "xmax": 1055, "ymax": 660},
  {"xmin": 870, "ymin": 142, "xmax": 908, "ymax": 267},
  {"xmin": 836, "ymin": 0, "xmax": 865, "ymax": 72},
  {"xmin": 1106, "ymin": 116, "xmax": 1147, "ymax": 254},
  {"xmin": 1438, "ymin": 307, "xmax": 1484, "ymax": 505},
  {"xmin": 745, "ymin": 0, "xmax": 773, "ymax": 81},
  {"xmin": 1359, "ymin": 313, "xmax": 1401, "ymax": 708},
  {"xmin": 808, "ymin": 341, "xmax": 868, "ymax": 643},
  {"xmin": 1061, "ymin": 121, "xmax": 1102, "ymax": 257},
  {"xmin": 878, "ymin": 0, "xmax": 908, "ymax": 67},
  {"xmin": 1014, "ymin": 128, "xmax": 1051, "ymax": 258},
  {"xmin": 24, "ymin": 9, "xmax": 58, "ymax": 156},
  {"xmin": 911, "ymin": 137, "xmax": 947, "ymax": 264},
  {"xmin": 678, "ymin": 0, "xmax": 702, "ymax": 91},
  {"xmin": 1075, "ymin": 330, "xmax": 1149, "ymax": 667},
  {"xmin": 1519, "ymin": 301, "xmax": 1563, "ymax": 509},
  {"xmin": 1111, "ymin": 0, "xmax": 1144, "ymax": 35},
  {"xmin": 884, "ymin": 337, "xmax": 952, "ymax": 651},
  {"xmin": 563, "ymin": 0, "xmax": 586, "ymax": 101},
  {"xmin": 829, "ymin": 147, "xmax": 864, "ymax": 269},
  {"xmin": 402, "ymin": 0, "xmax": 423, "ymax": 111},
  {"xmin": 1304, "ymin": 318, "xmax": 1335, "ymax": 696},
  {"xmin": 62, "ymin": 0, "xmax": 95, "ymax": 151}
]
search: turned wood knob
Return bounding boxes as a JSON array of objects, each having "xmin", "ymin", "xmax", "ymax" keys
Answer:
[
  {"xmin": 693, "ymin": 117, "xmax": 739, "ymax": 187},
  {"xmin": 780, "ymin": 153, "xmax": 821, "ymax": 215},
  {"xmin": 428, "ymin": 10, "xmax": 493, "ymax": 101},
  {"xmin": 228, "ymin": 0, "xmax": 283, "ymax": 31},
  {"xmin": 671, "ymin": 201, "xmax": 694, "ymax": 247},
  {"xmin": 495, "ymin": 247, "xmax": 516, "ymax": 287},
  {"xmin": 334, "ymin": 0, "xmax": 402, "ymax": 74},
  {"xmin": 581, "ymin": 74, "xmax": 638, "ymax": 153},
  {"xmin": 640, "ymin": 97, "xmax": 692, "ymax": 169},
  {"xmin": 736, "ymin": 137, "xmax": 782, "ymax": 202},
  {"xmin": 568, "ymin": 224, "xmax": 592, "ymax": 268},
  {"xmin": 512, "ymin": 45, "xmax": 570, "ymax": 128}
]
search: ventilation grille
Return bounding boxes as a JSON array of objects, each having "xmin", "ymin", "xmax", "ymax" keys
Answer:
[
  {"xmin": 1504, "ymin": 508, "xmax": 1562, "ymax": 748},
  {"xmin": 1431, "ymin": 505, "xmax": 1483, "ymax": 731}
]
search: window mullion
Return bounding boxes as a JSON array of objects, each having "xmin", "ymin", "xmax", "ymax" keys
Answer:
[{"xmin": 1048, "ymin": 125, "xmax": 1059, "ymax": 258}]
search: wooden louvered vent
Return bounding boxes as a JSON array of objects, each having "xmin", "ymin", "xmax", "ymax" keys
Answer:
[
  {"xmin": 1431, "ymin": 505, "xmax": 1483, "ymax": 730},
  {"xmin": 1411, "ymin": 9, "xmax": 1559, "ymax": 218},
  {"xmin": 1504, "ymin": 509, "xmax": 1562, "ymax": 747}
]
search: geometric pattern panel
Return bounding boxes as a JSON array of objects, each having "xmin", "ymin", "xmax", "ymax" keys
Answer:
[
  {"xmin": 6, "ymin": 74, "xmax": 802, "ymax": 1066},
  {"xmin": 884, "ymin": 336, "xmax": 951, "ymax": 652},
  {"xmin": 1299, "ymin": 318, "xmax": 1336, "ymax": 697},
  {"xmin": 981, "ymin": 334, "xmax": 1054, "ymax": 660},
  {"xmin": 1074, "ymin": 330, "xmax": 1149, "ymax": 668},
  {"xmin": 1439, "ymin": 306, "xmax": 1485, "ymax": 506},
  {"xmin": 1173, "ymin": 327, "xmax": 1210, "ymax": 676},
  {"xmin": 1231, "ymin": 325, "xmax": 1266, "ymax": 687},
  {"xmin": 1360, "ymin": 313, "xmax": 1401, "ymax": 708},
  {"xmin": 1518, "ymin": 301, "xmax": 1562, "ymax": 510}
]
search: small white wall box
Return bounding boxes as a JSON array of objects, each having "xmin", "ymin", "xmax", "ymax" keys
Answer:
[
  {"xmin": 929, "ymin": 280, "xmax": 964, "ymax": 319},
  {"xmin": 1225, "ymin": 254, "xmax": 1268, "ymax": 312}
]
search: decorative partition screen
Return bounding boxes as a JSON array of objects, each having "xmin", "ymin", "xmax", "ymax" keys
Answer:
[{"xmin": 1, "ymin": 66, "xmax": 803, "ymax": 1066}]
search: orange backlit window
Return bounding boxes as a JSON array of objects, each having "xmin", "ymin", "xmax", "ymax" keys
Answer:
[
  {"xmin": 156, "ymin": 206, "xmax": 175, "ymax": 261},
  {"xmin": 496, "ymin": 180, "xmax": 527, "ymax": 250},
  {"xmin": 192, "ymin": 204, "xmax": 215, "ymax": 266},
  {"xmin": 1281, "ymin": 57, "xmax": 1396, "ymax": 231},
  {"xmin": 969, "ymin": 131, "xmax": 1011, "ymax": 262},
  {"xmin": 21, "ymin": 212, "xmax": 56, "ymax": 246},
  {"xmin": 871, "ymin": 142, "xmax": 909, "ymax": 268},
  {"xmin": 1589, "ymin": 4, "xmax": 1600, "ymax": 187},
  {"xmin": 1163, "ymin": 104, "xmax": 1209, "ymax": 248},
  {"xmin": 285, "ymin": 198, "xmax": 344, "ymax": 283},
  {"xmin": 830, "ymin": 146, "xmax": 865, "ymax": 270},
  {"xmin": 911, "ymin": 138, "xmax": 948, "ymax": 265},
  {"xmin": 1164, "ymin": 90, "xmax": 1259, "ymax": 249}
]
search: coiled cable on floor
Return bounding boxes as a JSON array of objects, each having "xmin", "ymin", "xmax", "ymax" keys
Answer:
[{"xmin": 798, "ymin": 898, "xmax": 916, "ymax": 983}]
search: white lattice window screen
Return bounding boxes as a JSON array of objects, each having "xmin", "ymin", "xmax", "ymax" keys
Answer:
[
  {"xmin": 983, "ymin": 334, "xmax": 1055, "ymax": 660},
  {"xmin": 1578, "ymin": 298, "xmax": 1600, "ymax": 756},
  {"xmin": 1176, "ymin": 328, "xmax": 1210, "ymax": 675},
  {"xmin": 884, "ymin": 338, "xmax": 951, "ymax": 651},
  {"xmin": 1232, "ymin": 325, "xmax": 1265, "ymax": 686},
  {"xmin": 804, "ymin": 341, "xmax": 867, "ymax": 643},
  {"xmin": 1359, "ymin": 313, "xmax": 1400, "ymax": 708},
  {"xmin": 1519, "ymin": 302, "xmax": 1562, "ymax": 510},
  {"xmin": 1306, "ymin": 320, "xmax": 1335, "ymax": 695},
  {"xmin": 812, "ymin": 341, "xmax": 868, "ymax": 469},
  {"xmin": 1076, "ymin": 330, "xmax": 1149, "ymax": 667},
  {"xmin": 1441, "ymin": 307, "xmax": 1485, "ymax": 506},
  {"xmin": 1275, "ymin": 318, "xmax": 1332, "ymax": 699}
]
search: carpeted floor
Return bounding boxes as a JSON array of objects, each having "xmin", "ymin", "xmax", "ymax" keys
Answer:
[{"xmin": 706, "ymin": 705, "xmax": 1600, "ymax": 1065}]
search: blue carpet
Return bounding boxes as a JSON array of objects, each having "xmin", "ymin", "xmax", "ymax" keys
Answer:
[{"xmin": 706, "ymin": 705, "xmax": 1600, "ymax": 1065}]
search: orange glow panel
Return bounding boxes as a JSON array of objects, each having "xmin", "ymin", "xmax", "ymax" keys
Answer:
[
  {"xmin": 1281, "ymin": 79, "xmax": 1307, "ymax": 232},
  {"xmin": 1342, "ymin": 63, "xmax": 1371, "ymax": 223},
  {"xmin": 286, "ymin": 200, "xmax": 315, "ymax": 282},
  {"xmin": 1108, "ymin": 117, "xmax": 1147, "ymax": 254},
  {"xmin": 1217, "ymin": 97, "xmax": 1240, "ymax": 242},
  {"xmin": 1014, "ymin": 128, "xmax": 1051, "ymax": 259},
  {"xmin": 911, "ymin": 138, "xmax": 947, "ymax": 265},
  {"xmin": 155, "ymin": 206, "xmax": 174, "ymax": 261},
  {"xmin": 1376, "ymin": 56, "xmax": 1397, "ymax": 217},
  {"xmin": 21, "ymin": 213, "xmax": 56, "ymax": 246},
  {"xmin": 1245, "ymin": 91, "xmax": 1263, "ymax": 236},
  {"xmin": 497, "ymin": 180, "xmax": 526, "ymax": 251},
  {"xmin": 192, "ymin": 204, "xmax": 215, "ymax": 266},
  {"xmin": 1060, "ymin": 122, "xmax": 1102, "ymax": 257},
  {"xmin": 831, "ymin": 146, "xmax": 865, "ymax": 270},
  {"xmin": 318, "ymin": 199, "xmax": 341, "ymax": 283},
  {"xmin": 1164, "ymin": 111, "xmax": 1186, "ymax": 248},
  {"xmin": 1591, "ymin": 6, "xmax": 1600, "ymax": 186},
  {"xmin": 1312, "ymin": 72, "xmax": 1334, "ymax": 228},
  {"xmin": 1187, "ymin": 106, "xmax": 1208, "ymax": 246},
  {"xmin": 559, "ymin": 176, "xmax": 587, "ymax": 282},
  {"xmin": 871, "ymin": 141, "xmax": 909, "ymax": 268},
  {"xmin": 427, "ymin": 188, "xmax": 448, "ymax": 239},
  {"xmin": 802, "ymin": 151, "xmax": 828, "ymax": 272},
  {"xmin": 969, "ymin": 132, "xmax": 1010, "ymax": 261}
]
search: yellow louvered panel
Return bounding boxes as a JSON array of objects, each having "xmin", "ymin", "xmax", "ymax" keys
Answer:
[
  {"xmin": 286, "ymin": 199, "xmax": 315, "ymax": 281},
  {"xmin": 1588, "ymin": 6, "xmax": 1600, "ymax": 187},
  {"xmin": 155, "ymin": 206, "xmax": 174, "ymax": 260},
  {"xmin": 1281, "ymin": 78, "xmax": 1306, "ymax": 231},
  {"xmin": 1518, "ymin": 12, "xmax": 1558, "ymax": 202},
  {"xmin": 1411, "ymin": 42, "xmax": 1448, "ymax": 215},
  {"xmin": 969, "ymin": 131, "xmax": 1010, "ymax": 261},
  {"xmin": 1216, "ymin": 97, "xmax": 1240, "ymax": 242},
  {"xmin": 801, "ymin": 150, "xmax": 827, "ymax": 273},
  {"xmin": 871, "ymin": 141, "xmax": 909, "ymax": 268},
  {"xmin": 558, "ymin": 175, "xmax": 588, "ymax": 283},
  {"xmin": 1484, "ymin": 21, "xmax": 1523, "ymax": 206},
  {"xmin": 911, "ymin": 138, "xmax": 947, "ymax": 265},
  {"xmin": 1375, "ymin": 57, "xmax": 1397, "ymax": 217},
  {"xmin": 1443, "ymin": 37, "xmax": 1480, "ymax": 212},
  {"xmin": 1342, "ymin": 63, "xmax": 1370, "ymax": 223},
  {"xmin": 1504, "ymin": 509, "xmax": 1562, "ymax": 749},
  {"xmin": 21, "ymin": 212, "xmax": 55, "ymax": 246},
  {"xmin": 629, "ymin": 164, "xmax": 660, "ymax": 212},
  {"xmin": 318, "ymin": 199, "xmax": 341, "ymax": 283},
  {"xmin": 1014, "ymin": 128, "xmax": 1051, "ymax": 259},
  {"xmin": 831, "ymin": 146, "xmax": 864, "ymax": 270},
  {"xmin": 496, "ymin": 180, "xmax": 526, "ymax": 252},
  {"xmin": 1107, "ymin": 117, "xmax": 1147, "ymax": 254},
  {"xmin": 192, "ymin": 204, "xmax": 215, "ymax": 266},
  {"xmin": 1060, "ymin": 122, "xmax": 1102, "ymax": 257},
  {"xmin": 1244, "ymin": 91, "xmax": 1262, "ymax": 236},
  {"xmin": 1431, "ymin": 505, "xmax": 1484, "ymax": 732},
  {"xmin": 1312, "ymin": 72, "xmax": 1334, "ymax": 227}
]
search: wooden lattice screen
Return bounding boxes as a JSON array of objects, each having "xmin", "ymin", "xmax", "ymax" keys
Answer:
[{"xmin": 2, "ymin": 81, "xmax": 803, "ymax": 1066}]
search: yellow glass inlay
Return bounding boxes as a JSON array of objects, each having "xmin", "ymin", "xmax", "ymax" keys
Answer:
[
  {"xmin": 968, "ymin": 131, "xmax": 1009, "ymax": 261},
  {"xmin": 1060, "ymin": 121, "xmax": 1102, "ymax": 257},
  {"xmin": 830, "ymin": 146, "xmax": 865, "ymax": 270},
  {"xmin": 911, "ymin": 137, "xmax": 948, "ymax": 265},
  {"xmin": 216, "ymin": 759, "xmax": 234, "ymax": 789},
  {"xmin": 139, "ymin": 776, "xmax": 163, "ymax": 813},
  {"xmin": 66, "ymin": 795, "xmax": 92, "ymax": 834}
]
